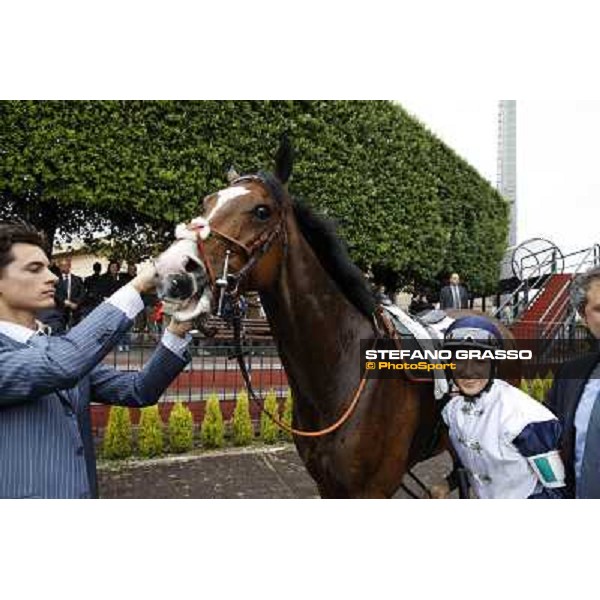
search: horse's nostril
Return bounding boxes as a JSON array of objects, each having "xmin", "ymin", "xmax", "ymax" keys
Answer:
[
  {"xmin": 184, "ymin": 258, "xmax": 200, "ymax": 273},
  {"xmin": 169, "ymin": 274, "xmax": 195, "ymax": 299}
]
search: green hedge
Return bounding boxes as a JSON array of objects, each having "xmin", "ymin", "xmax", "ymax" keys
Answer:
[
  {"xmin": 231, "ymin": 390, "xmax": 254, "ymax": 446},
  {"xmin": 281, "ymin": 388, "xmax": 294, "ymax": 442},
  {"xmin": 261, "ymin": 390, "xmax": 281, "ymax": 445},
  {"xmin": 168, "ymin": 402, "xmax": 194, "ymax": 454},
  {"xmin": 0, "ymin": 101, "xmax": 508, "ymax": 292},
  {"xmin": 519, "ymin": 373, "xmax": 554, "ymax": 403},
  {"xmin": 201, "ymin": 393, "xmax": 225, "ymax": 449},
  {"xmin": 138, "ymin": 405, "xmax": 164, "ymax": 458},
  {"xmin": 102, "ymin": 406, "xmax": 133, "ymax": 460}
]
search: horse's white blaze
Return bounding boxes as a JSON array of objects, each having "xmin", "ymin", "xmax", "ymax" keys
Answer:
[{"xmin": 206, "ymin": 185, "xmax": 250, "ymax": 223}]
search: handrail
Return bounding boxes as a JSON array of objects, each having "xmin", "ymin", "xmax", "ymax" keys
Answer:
[
  {"xmin": 539, "ymin": 244, "xmax": 600, "ymax": 334},
  {"xmin": 541, "ymin": 292, "xmax": 572, "ymax": 338},
  {"xmin": 539, "ymin": 277, "xmax": 572, "ymax": 324},
  {"xmin": 493, "ymin": 256, "xmax": 554, "ymax": 318},
  {"xmin": 494, "ymin": 243, "xmax": 600, "ymax": 320}
]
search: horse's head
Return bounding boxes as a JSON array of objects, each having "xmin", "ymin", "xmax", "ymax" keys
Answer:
[
  {"xmin": 166, "ymin": 137, "xmax": 294, "ymax": 319},
  {"xmin": 153, "ymin": 233, "xmax": 212, "ymax": 321}
]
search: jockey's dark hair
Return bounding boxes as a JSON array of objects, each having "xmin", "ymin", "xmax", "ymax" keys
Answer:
[{"xmin": 0, "ymin": 221, "xmax": 47, "ymax": 274}]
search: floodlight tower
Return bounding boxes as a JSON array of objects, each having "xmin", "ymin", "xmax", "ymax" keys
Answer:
[{"xmin": 497, "ymin": 100, "xmax": 517, "ymax": 279}]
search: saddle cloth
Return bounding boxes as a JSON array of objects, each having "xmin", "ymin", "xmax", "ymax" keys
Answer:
[{"xmin": 381, "ymin": 304, "xmax": 455, "ymax": 400}]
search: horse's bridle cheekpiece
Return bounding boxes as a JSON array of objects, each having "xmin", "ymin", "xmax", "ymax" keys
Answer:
[{"xmin": 184, "ymin": 172, "xmax": 288, "ymax": 319}]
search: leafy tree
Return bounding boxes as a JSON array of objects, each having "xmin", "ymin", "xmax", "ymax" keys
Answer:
[{"xmin": 0, "ymin": 101, "xmax": 508, "ymax": 292}]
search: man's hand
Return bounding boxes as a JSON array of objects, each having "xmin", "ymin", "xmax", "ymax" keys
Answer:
[
  {"xmin": 429, "ymin": 481, "xmax": 451, "ymax": 499},
  {"xmin": 167, "ymin": 317, "xmax": 196, "ymax": 338},
  {"xmin": 131, "ymin": 262, "xmax": 158, "ymax": 294}
]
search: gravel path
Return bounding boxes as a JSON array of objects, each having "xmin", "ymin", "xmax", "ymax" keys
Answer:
[{"xmin": 98, "ymin": 444, "xmax": 454, "ymax": 499}]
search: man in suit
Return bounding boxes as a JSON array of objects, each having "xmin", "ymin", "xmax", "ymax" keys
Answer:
[
  {"xmin": 0, "ymin": 221, "xmax": 194, "ymax": 498},
  {"xmin": 55, "ymin": 256, "xmax": 86, "ymax": 329},
  {"xmin": 547, "ymin": 265, "xmax": 600, "ymax": 498},
  {"xmin": 80, "ymin": 261, "xmax": 104, "ymax": 319},
  {"xmin": 439, "ymin": 272, "xmax": 469, "ymax": 309}
]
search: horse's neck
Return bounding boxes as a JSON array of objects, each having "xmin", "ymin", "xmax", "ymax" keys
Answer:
[{"xmin": 259, "ymin": 225, "xmax": 373, "ymax": 411}]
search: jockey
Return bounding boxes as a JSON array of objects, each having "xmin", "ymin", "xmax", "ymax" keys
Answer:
[{"xmin": 431, "ymin": 315, "xmax": 566, "ymax": 499}]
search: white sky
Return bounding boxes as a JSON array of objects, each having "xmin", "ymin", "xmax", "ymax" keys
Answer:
[{"xmin": 400, "ymin": 100, "xmax": 600, "ymax": 258}]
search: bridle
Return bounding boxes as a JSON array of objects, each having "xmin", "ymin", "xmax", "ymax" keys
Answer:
[
  {"xmin": 185, "ymin": 172, "xmax": 381, "ymax": 439},
  {"xmin": 184, "ymin": 171, "xmax": 435, "ymax": 497},
  {"xmin": 189, "ymin": 174, "xmax": 288, "ymax": 313}
]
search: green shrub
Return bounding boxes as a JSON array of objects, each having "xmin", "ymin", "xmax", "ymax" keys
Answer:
[
  {"xmin": 543, "ymin": 371, "xmax": 554, "ymax": 399},
  {"xmin": 138, "ymin": 405, "xmax": 165, "ymax": 458},
  {"xmin": 530, "ymin": 376, "xmax": 545, "ymax": 402},
  {"xmin": 261, "ymin": 390, "xmax": 280, "ymax": 444},
  {"xmin": 281, "ymin": 388, "xmax": 294, "ymax": 442},
  {"xmin": 102, "ymin": 406, "xmax": 133, "ymax": 460},
  {"xmin": 168, "ymin": 402, "xmax": 194, "ymax": 453},
  {"xmin": 232, "ymin": 390, "xmax": 254, "ymax": 446},
  {"xmin": 519, "ymin": 379, "xmax": 531, "ymax": 396},
  {"xmin": 201, "ymin": 393, "xmax": 225, "ymax": 449}
]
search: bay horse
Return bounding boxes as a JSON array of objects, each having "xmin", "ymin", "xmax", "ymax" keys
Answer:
[{"xmin": 181, "ymin": 140, "xmax": 513, "ymax": 498}]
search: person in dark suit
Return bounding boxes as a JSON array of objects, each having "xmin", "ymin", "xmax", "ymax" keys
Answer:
[
  {"xmin": 99, "ymin": 259, "xmax": 126, "ymax": 299},
  {"xmin": 547, "ymin": 265, "xmax": 600, "ymax": 498},
  {"xmin": 0, "ymin": 221, "xmax": 194, "ymax": 498},
  {"xmin": 55, "ymin": 256, "xmax": 86, "ymax": 329},
  {"xmin": 37, "ymin": 263, "xmax": 67, "ymax": 334},
  {"xmin": 80, "ymin": 261, "xmax": 104, "ymax": 318},
  {"xmin": 439, "ymin": 272, "xmax": 469, "ymax": 309}
]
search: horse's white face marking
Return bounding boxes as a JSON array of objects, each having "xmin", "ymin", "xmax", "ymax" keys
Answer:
[
  {"xmin": 184, "ymin": 185, "xmax": 251, "ymax": 241},
  {"xmin": 206, "ymin": 185, "xmax": 250, "ymax": 222}
]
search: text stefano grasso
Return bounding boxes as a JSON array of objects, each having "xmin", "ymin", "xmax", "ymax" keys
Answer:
[{"xmin": 364, "ymin": 349, "xmax": 533, "ymax": 361}]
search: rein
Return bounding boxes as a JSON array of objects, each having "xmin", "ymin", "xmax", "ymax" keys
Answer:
[{"xmin": 187, "ymin": 174, "xmax": 434, "ymax": 496}]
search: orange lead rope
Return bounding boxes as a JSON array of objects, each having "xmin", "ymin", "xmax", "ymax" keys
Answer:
[
  {"xmin": 235, "ymin": 312, "xmax": 379, "ymax": 438},
  {"xmin": 189, "ymin": 219, "xmax": 378, "ymax": 438}
]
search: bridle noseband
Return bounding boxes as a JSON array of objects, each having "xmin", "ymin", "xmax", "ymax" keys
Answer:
[{"xmin": 187, "ymin": 173, "xmax": 288, "ymax": 317}]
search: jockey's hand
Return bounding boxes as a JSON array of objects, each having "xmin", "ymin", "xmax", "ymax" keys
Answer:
[
  {"xmin": 131, "ymin": 261, "xmax": 158, "ymax": 294},
  {"xmin": 167, "ymin": 316, "xmax": 196, "ymax": 338},
  {"xmin": 429, "ymin": 481, "xmax": 451, "ymax": 499}
]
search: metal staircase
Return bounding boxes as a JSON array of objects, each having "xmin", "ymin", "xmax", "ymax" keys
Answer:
[{"xmin": 494, "ymin": 241, "xmax": 600, "ymax": 340}]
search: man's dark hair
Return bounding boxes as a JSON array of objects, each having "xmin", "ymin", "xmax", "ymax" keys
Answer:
[
  {"xmin": 0, "ymin": 221, "xmax": 47, "ymax": 273},
  {"xmin": 93, "ymin": 262, "xmax": 102, "ymax": 274}
]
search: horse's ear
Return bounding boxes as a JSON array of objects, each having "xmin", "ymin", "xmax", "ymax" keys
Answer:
[
  {"xmin": 227, "ymin": 166, "xmax": 240, "ymax": 184},
  {"xmin": 274, "ymin": 134, "xmax": 294, "ymax": 185}
]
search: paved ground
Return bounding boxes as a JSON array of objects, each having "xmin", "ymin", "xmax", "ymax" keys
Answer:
[{"xmin": 98, "ymin": 444, "xmax": 454, "ymax": 499}]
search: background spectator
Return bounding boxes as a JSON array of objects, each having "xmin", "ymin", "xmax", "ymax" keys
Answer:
[{"xmin": 439, "ymin": 272, "xmax": 469, "ymax": 309}]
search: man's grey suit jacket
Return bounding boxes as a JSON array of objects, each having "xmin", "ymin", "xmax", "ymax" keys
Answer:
[{"xmin": 0, "ymin": 302, "xmax": 188, "ymax": 498}]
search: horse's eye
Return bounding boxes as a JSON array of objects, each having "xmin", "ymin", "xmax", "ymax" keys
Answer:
[{"xmin": 253, "ymin": 205, "xmax": 272, "ymax": 221}]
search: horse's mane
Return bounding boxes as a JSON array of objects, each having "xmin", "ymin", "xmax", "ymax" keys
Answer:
[
  {"xmin": 291, "ymin": 198, "xmax": 377, "ymax": 319},
  {"xmin": 253, "ymin": 171, "xmax": 376, "ymax": 318}
]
